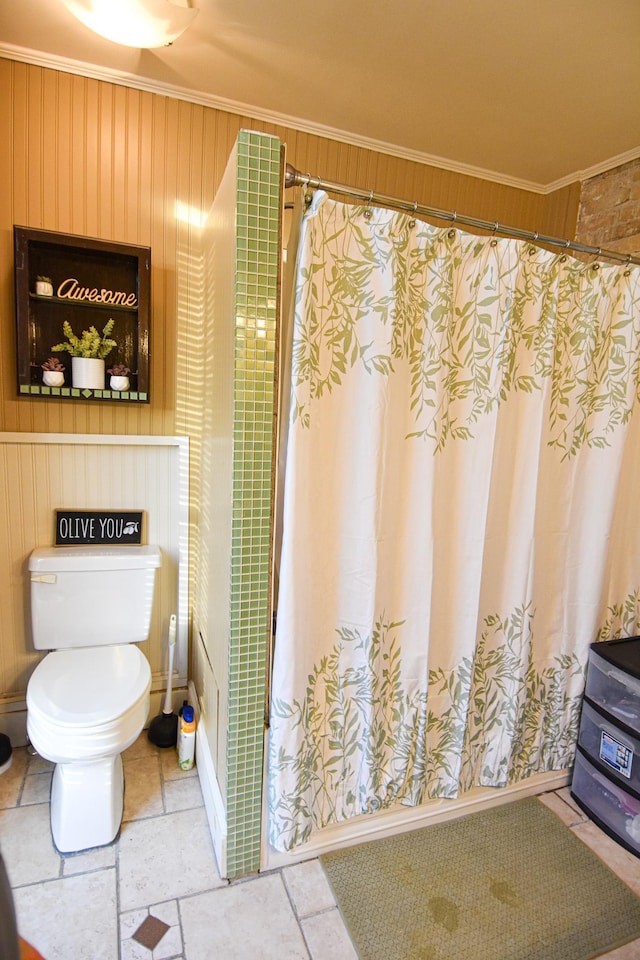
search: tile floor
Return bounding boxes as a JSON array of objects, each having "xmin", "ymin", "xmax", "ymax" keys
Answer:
[{"xmin": 0, "ymin": 734, "xmax": 639, "ymax": 959}]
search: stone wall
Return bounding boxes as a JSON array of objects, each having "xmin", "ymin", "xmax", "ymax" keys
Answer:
[{"xmin": 576, "ymin": 158, "xmax": 640, "ymax": 258}]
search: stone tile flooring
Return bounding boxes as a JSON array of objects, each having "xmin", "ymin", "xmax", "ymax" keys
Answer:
[{"xmin": 0, "ymin": 734, "xmax": 639, "ymax": 959}]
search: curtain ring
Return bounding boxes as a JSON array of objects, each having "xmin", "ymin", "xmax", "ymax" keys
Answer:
[
  {"xmin": 493, "ymin": 221, "xmax": 499, "ymax": 233},
  {"xmin": 625, "ymin": 254, "xmax": 632, "ymax": 277},
  {"xmin": 302, "ymin": 175, "xmax": 313, "ymax": 207},
  {"xmin": 452, "ymin": 211, "xmax": 457, "ymax": 223},
  {"xmin": 413, "ymin": 200, "xmax": 418, "ymax": 213}
]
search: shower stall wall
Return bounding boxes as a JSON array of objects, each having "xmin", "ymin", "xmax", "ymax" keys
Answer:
[{"xmin": 191, "ymin": 131, "xmax": 282, "ymax": 880}]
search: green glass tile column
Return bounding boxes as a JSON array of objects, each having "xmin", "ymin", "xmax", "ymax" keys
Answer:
[{"xmin": 227, "ymin": 131, "xmax": 280, "ymax": 877}]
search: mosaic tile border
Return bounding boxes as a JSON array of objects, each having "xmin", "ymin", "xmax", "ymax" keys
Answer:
[
  {"xmin": 227, "ymin": 130, "xmax": 281, "ymax": 877},
  {"xmin": 20, "ymin": 385, "xmax": 148, "ymax": 402}
]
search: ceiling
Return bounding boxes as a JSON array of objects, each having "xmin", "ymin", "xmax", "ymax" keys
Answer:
[{"xmin": 1, "ymin": 0, "xmax": 639, "ymax": 192}]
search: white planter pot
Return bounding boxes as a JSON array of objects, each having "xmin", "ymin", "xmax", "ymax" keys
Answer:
[
  {"xmin": 42, "ymin": 371, "xmax": 64, "ymax": 387},
  {"xmin": 109, "ymin": 375, "xmax": 130, "ymax": 392},
  {"xmin": 72, "ymin": 357, "xmax": 105, "ymax": 390},
  {"xmin": 35, "ymin": 280, "xmax": 53, "ymax": 296}
]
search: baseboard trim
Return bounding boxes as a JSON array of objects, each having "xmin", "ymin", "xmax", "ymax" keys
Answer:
[{"xmin": 192, "ymin": 685, "xmax": 228, "ymax": 879}]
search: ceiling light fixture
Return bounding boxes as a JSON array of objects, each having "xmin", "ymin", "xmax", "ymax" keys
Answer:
[{"xmin": 60, "ymin": 0, "xmax": 199, "ymax": 49}]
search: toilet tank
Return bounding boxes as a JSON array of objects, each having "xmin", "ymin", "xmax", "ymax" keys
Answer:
[{"xmin": 29, "ymin": 545, "xmax": 162, "ymax": 650}]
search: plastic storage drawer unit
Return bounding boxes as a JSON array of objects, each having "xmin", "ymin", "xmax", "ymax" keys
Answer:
[
  {"xmin": 572, "ymin": 747, "xmax": 640, "ymax": 856},
  {"xmin": 584, "ymin": 640, "xmax": 640, "ymax": 735},
  {"xmin": 577, "ymin": 698, "xmax": 640, "ymax": 794}
]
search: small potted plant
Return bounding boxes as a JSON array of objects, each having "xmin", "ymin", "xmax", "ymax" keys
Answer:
[
  {"xmin": 51, "ymin": 319, "xmax": 117, "ymax": 389},
  {"xmin": 35, "ymin": 276, "xmax": 54, "ymax": 297},
  {"xmin": 41, "ymin": 356, "xmax": 65, "ymax": 387},
  {"xmin": 107, "ymin": 363, "xmax": 131, "ymax": 392}
]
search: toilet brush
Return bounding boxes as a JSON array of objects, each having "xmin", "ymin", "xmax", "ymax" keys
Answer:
[{"xmin": 147, "ymin": 614, "xmax": 179, "ymax": 747}]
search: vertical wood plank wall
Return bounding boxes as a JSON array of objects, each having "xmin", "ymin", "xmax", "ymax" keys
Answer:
[{"xmin": 0, "ymin": 56, "xmax": 581, "ymax": 707}]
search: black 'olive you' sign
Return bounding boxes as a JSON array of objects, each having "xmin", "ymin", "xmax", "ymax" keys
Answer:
[{"xmin": 55, "ymin": 510, "xmax": 143, "ymax": 545}]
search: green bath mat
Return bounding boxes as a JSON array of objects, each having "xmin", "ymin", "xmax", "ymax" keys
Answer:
[{"xmin": 321, "ymin": 797, "xmax": 640, "ymax": 960}]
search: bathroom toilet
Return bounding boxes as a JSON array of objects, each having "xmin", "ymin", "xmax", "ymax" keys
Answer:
[{"xmin": 26, "ymin": 544, "xmax": 161, "ymax": 853}]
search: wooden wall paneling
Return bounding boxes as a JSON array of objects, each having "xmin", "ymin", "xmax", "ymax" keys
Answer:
[
  {"xmin": 0, "ymin": 57, "xmax": 588, "ymax": 707},
  {"xmin": 0, "ymin": 64, "xmax": 16, "ymax": 435},
  {"xmin": 109, "ymin": 84, "xmax": 126, "ymax": 241},
  {"xmin": 69, "ymin": 75, "xmax": 87, "ymax": 236},
  {"xmin": 25, "ymin": 66, "xmax": 42, "ymax": 229},
  {"xmin": 541, "ymin": 181, "xmax": 582, "ymax": 241},
  {"xmin": 56, "ymin": 71, "xmax": 74, "ymax": 233},
  {"xmin": 149, "ymin": 94, "xmax": 168, "ymax": 434},
  {"xmin": 83, "ymin": 79, "xmax": 100, "ymax": 240},
  {"xmin": 2, "ymin": 58, "xmax": 581, "ymax": 441}
]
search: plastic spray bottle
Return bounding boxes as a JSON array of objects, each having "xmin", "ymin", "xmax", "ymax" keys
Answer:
[{"xmin": 177, "ymin": 703, "xmax": 196, "ymax": 770}]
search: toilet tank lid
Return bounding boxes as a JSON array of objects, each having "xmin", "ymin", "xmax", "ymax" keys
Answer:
[{"xmin": 29, "ymin": 545, "xmax": 162, "ymax": 572}]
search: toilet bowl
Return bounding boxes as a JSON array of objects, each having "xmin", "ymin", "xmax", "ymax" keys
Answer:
[
  {"xmin": 27, "ymin": 645, "xmax": 151, "ymax": 852},
  {"xmin": 26, "ymin": 545, "xmax": 161, "ymax": 853}
]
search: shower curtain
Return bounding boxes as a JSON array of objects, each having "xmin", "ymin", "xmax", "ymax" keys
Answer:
[{"xmin": 268, "ymin": 190, "xmax": 640, "ymax": 853}]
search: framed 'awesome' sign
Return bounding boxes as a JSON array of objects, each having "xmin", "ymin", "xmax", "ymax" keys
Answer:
[
  {"xmin": 55, "ymin": 510, "xmax": 144, "ymax": 546},
  {"xmin": 14, "ymin": 225, "xmax": 150, "ymax": 403}
]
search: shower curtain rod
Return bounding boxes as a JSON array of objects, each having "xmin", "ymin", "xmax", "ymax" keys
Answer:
[{"xmin": 284, "ymin": 164, "xmax": 640, "ymax": 268}]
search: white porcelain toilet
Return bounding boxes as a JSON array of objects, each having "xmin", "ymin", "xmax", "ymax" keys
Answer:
[{"xmin": 26, "ymin": 544, "xmax": 161, "ymax": 853}]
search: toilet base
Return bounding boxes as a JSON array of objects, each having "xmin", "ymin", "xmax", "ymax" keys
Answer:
[{"xmin": 51, "ymin": 754, "xmax": 124, "ymax": 853}]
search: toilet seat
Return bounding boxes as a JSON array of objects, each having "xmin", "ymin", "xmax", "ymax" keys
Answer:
[
  {"xmin": 27, "ymin": 644, "xmax": 151, "ymax": 766},
  {"xmin": 27, "ymin": 644, "xmax": 151, "ymax": 726}
]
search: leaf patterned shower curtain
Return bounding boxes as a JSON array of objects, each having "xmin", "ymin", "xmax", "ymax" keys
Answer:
[{"xmin": 268, "ymin": 190, "xmax": 640, "ymax": 853}]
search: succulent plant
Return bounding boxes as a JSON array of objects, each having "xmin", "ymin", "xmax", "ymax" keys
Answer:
[
  {"xmin": 107, "ymin": 363, "xmax": 130, "ymax": 376},
  {"xmin": 37, "ymin": 275, "xmax": 53, "ymax": 283},
  {"xmin": 41, "ymin": 356, "xmax": 65, "ymax": 371},
  {"xmin": 51, "ymin": 319, "xmax": 117, "ymax": 359}
]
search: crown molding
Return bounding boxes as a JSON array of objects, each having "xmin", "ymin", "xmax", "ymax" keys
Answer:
[
  {"xmin": 1, "ymin": 42, "xmax": 638, "ymax": 197},
  {"xmin": 547, "ymin": 145, "xmax": 640, "ymax": 192}
]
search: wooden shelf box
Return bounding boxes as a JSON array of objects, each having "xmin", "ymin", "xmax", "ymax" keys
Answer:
[{"xmin": 14, "ymin": 226, "xmax": 151, "ymax": 402}]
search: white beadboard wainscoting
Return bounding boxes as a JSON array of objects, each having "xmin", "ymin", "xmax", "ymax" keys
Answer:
[{"xmin": 0, "ymin": 432, "xmax": 189, "ymax": 746}]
